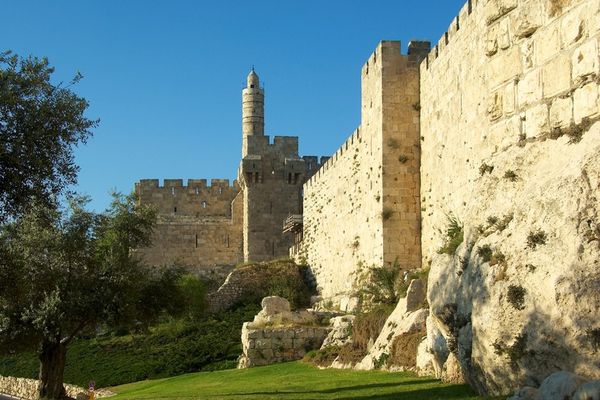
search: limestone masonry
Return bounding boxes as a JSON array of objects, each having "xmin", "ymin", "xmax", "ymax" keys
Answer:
[
  {"xmin": 136, "ymin": 69, "xmax": 327, "ymax": 279},
  {"xmin": 136, "ymin": 0, "xmax": 599, "ymax": 394}
]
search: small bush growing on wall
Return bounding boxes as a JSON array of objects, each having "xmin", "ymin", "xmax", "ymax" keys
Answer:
[
  {"xmin": 507, "ymin": 285, "xmax": 527, "ymax": 310},
  {"xmin": 504, "ymin": 170, "xmax": 518, "ymax": 182},
  {"xmin": 438, "ymin": 214, "xmax": 464, "ymax": 255},
  {"xmin": 549, "ymin": 0, "xmax": 572, "ymax": 16},
  {"xmin": 527, "ymin": 230, "xmax": 547, "ymax": 249},
  {"xmin": 479, "ymin": 163, "xmax": 494, "ymax": 176},
  {"xmin": 477, "ymin": 244, "xmax": 493, "ymax": 263},
  {"xmin": 587, "ymin": 328, "xmax": 600, "ymax": 351},
  {"xmin": 494, "ymin": 332, "xmax": 530, "ymax": 370},
  {"xmin": 398, "ymin": 154, "xmax": 409, "ymax": 164}
]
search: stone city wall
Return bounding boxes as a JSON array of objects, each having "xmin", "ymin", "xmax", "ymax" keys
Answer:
[
  {"xmin": 419, "ymin": 0, "xmax": 600, "ymax": 394},
  {"xmin": 298, "ymin": 41, "xmax": 426, "ymax": 307},
  {"xmin": 136, "ymin": 181, "xmax": 243, "ymax": 276}
]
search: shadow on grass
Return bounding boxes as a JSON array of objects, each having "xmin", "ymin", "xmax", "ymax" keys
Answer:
[{"xmin": 220, "ymin": 381, "xmax": 476, "ymax": 399}]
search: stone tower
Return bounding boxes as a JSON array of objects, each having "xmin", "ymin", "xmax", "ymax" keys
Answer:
[
  {"xmin": 238, "ymin": 69, "xmax": 307, "ymax": 262},
  {"xmin": 242, "ymin": 69, "xmax": 265, "ymax": 156}
]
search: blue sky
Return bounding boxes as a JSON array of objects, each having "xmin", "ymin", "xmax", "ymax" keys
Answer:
[{"xmin": 3, "ymin": 0, "xmax": 465, "ymax": 212}]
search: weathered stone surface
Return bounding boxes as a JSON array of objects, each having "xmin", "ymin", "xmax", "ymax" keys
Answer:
[
  {"xmin": 539, "ymin": 371, "xmax": 589, "ymax": 400},
  {"xmin": 321, "ymin": 315, "xmax": 355, "ymax": 348},
  {"xmin": 441, "ymin": 352, "xmax": 465, "ymax": 384},
  {"xmin": 508, "ymin": 387, "xmax": 542, "ymax": 400},
  {"xmin": 261, "ymin": 296, "xmax": 291, "ymax": 315},
  {"xmin": 574, "ymin": 380, "xmax": 600, "ymax": 400},
  {"xmin": 405, "ymin": 279, "xmax": 426, "ymax": 312},
  {"xmin": 355, "ymin": 291, "xmax": 428, "ymax": 371},
  {"xmin": 0, "ymin": 376, "xmax": 113, "ymax": 400},
  {"xmin": 239, "ymin": 297, "xmax": 331, "ymax": 368}
]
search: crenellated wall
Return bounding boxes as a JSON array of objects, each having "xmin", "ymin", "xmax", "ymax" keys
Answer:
[
  {"xmin": 298, "ymin": 41, "xmax": 428, "ymax": 306},
  {"xmin": 419, "ymin": 0, "xmax": 600, "ymax": 394},
  {"xmin": 135, "ymin": 178, "xmax": 243, "ymax": 279}
]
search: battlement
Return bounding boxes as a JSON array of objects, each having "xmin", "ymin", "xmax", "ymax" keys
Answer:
[
  {"xmin": 422, "ymin": 0, "xmax": 481, "ymax": 71},
  {"xmin": 137, "ymin": 178, "xmax": 239, "ymax": 190},
  {"xmin": 305, "ymin": 127, "xmax": 362, "ymax": 187},
  {"xmin": 243, "ymin": 134, "xmax": 301, "ymax": 159}
]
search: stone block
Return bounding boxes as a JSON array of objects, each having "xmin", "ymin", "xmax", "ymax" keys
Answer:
[
  {"xmin": 498, "ymin": 19, "xmax": 511, "ymax": 50},
  {"xmin": 255, "ymin": 339, "xmax": 272, "ymax": 349},
  {"xmin": 562, "ymin": 10, "xmax": 586, "ymax": 46},
  {"xmin": 261, "ymin": 296, "xmax": 291, "ymax": 315},
  {"xmin": 572, "ymin": 39, "xmax": 599, "ymax": 83},
  {"xmin": 525, "ymin": 104, "xmax": 549, "ymax": 137},
  {"xmin": 518, "ymin": 69, "xmax": 542, "ymax": 106},
  {"xmin": 486, "ymin": 0, "xmax": 518, "ymax": 25},
  {"xmin": 543, "ymin": 54, "xmax": 571, "ymax": 97},
  {"xmin": 488, "ymin": 47, "xmax": 522, "ymax": 88},
  {"xmin": 536, "ymin": 25, "xmax": 561, "ymax": 65},
  {"xmin": 504, "ymin": 81, "xmax": 516, "ymax": 114},
  {"xmin": 522, "ymin": 39, "xmax": 535, "ymax": 70},
  {"xmin": 488, "ymin": 90, "xmax": 504, "ymax": 120},
  {"xmin": 573, "ymin": 82, "xmax": 599, "ymax": 123},
  {"xmin": 550, "ymin": 96, "xmax": 574, "ymax": 128},
  {"xmin": 514, "ymin": 2, "xmax": 543, "ymax": 38}
]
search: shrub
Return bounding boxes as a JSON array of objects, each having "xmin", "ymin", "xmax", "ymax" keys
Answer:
[
  {"xmin": 479, "ymin": 163, "xmax": 494, "ymax": 175},
  {"xmin": 587, "ymin": 328, "xmax": 600, "ymax": 351},
  {"xmin": 398, "ymin": 155, "xmax": 409, "ymax": 164},
  {"xmin": 363, "ymin": 263, "xmax": 401, "ymax": 305},
  {"xmin": 477, "ymin": 244, "xmax": 493, "ymax": 262},
  {"xmin": 178, "ymin": 274, "xmax": 208, "ymax": 320},
  {"xmin": 507, "ymin": 285, "xmax": 526, "ymax": 310},
  {"xmin": 527, "ymin": 230, "xmax": 547, "ymax": 249},
  {"xmin": 504, "ymin": 170, "xmax": 518, "ymax": 181},
  {"xmin": 387, "ymin": 330, "xmax": 425, "ymax": 368},
  {"xmin": 352, "ymin": 305, "xmax": 394, "ymax": 352},
  {"xmin": 303, "ymin": 346, "xmax": 341, "ymax": 367},
  {"xmin": 438, "ymin": 214, "xmax": 464, "ymax": 255},
  {"xmin": 486, "ymin": 216, "xmax": 499, "ymax": 226},
  {"xmin": 496, "ymin": 213, "xmax": 513, "ymax": 232}
]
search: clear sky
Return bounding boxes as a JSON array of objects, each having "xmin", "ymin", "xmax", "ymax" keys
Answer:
[{"xmin": 3, "ymin": 0, "xmax": 466, "ymax": 212}]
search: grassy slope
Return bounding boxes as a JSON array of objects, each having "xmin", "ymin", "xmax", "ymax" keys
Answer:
[
  {"xmin": 110, "ymin": 361, "xmax": 500, "ymax": 400},
  {"xmin": 0, "ymin": 304, "xmax": 260, "ymax": 388}
]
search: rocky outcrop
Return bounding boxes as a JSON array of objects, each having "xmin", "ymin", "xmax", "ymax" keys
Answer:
[
  {"xmin": 354, "ymin": 280, "xmax": 428, "ymax": 371},
  {"xmin": 238, "ymin": 297, "xmax": 331, "ymax": 368},
  {"xmin": 508, "ymin": 371, "xmax": 599, "ymax": 400},
  {"xmin": 423, "ymin": 124, "xmax": 600, "ymax": 396},
  {"xmin": 321, "ymin": 315, "xmax": 354, "ymax": 348}
]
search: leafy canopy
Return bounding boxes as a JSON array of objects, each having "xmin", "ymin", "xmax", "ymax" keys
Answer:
[{"xmin": 0, "ymin": 50, "xmax": 97, "ymax": 222}]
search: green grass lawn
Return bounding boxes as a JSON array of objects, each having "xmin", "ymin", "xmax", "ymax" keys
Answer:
[{"xmin": 110, "ymin": 361, "xmax": 499, "ymax": 400}]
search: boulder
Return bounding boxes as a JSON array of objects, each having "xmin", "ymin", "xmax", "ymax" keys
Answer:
[
  {"xmin": 539, "ymin": 372, "xmax": 589, "ymax": 400},
  {"xmin": 261, "ymin": 296, "xmax": 291, "ymax": 315},
  {"xmin": 321, "ymin": 315, "xmax": 355, "ymax": 348},
  {"xmin": 406, "ymin": 279, "xmax": 426, "ymax": 312},
  {"xmin": 574, "ymin": 380, "xmax": 600, "ymax": 400}
]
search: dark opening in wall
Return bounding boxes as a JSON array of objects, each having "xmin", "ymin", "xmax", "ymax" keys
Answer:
[
  {"xmin": 174, "ymin": 207, "xmax": 177, "ymax": 213},
  {"xmin": 272, "ymin": 241, "xmax": 275, "ymax": 256},
  {"xmin": 468, "ymin": 0, "xmax": 472, "ymax": 14},
  {"xmin": 195, "ymin": 234, "xmax": 198, "ymax": 248}
]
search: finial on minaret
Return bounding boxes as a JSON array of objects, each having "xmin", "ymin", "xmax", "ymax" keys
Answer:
[{"xmin": 242, "ymin": 68, "xmax": 264, "ymax": 139}]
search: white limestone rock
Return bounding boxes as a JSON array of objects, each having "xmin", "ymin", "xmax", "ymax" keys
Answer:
[
  {"xmin": 321, "ymin": 315, "xmax": 355, "ymax": 348},
  {"xmin": 508, "ymin": 387, "xmax": 542, "ymax": 400},
  {"xmin": 539, "ymin": 372, "xmax": 589, "ymax": 400},
  {"xmin": 441, "ymin": 352, "xmax": 465, "ymax": 384}
]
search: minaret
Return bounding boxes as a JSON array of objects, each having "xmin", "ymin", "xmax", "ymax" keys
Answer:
[{"xmin": 242, "ymin": 68, "xmax": 264, "ymax": 137}]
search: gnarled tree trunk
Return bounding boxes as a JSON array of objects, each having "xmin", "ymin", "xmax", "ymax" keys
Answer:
[{"xmin": 38, "ymin": 340, "xmax": 68, "ymax": 400}]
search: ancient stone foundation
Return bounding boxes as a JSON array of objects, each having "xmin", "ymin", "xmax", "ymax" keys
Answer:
[{"xmin": 238, "ymin": 297, "xmax": 331, "ymax": 368}]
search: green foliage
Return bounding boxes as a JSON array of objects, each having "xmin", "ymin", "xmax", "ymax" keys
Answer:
[
  {"xmin": 109, "ymin": 361, "xmax": 489, "ymax": 400},
  {"xmin": 438, "ymin": 214, "xmax": 464, "ymax": 255},
  {"xmin": 397, "ymin": 268, "xmax": 430, "ymax": 299},
  {"xmin": 477, "ymin": 245, "xmax": 493, "ymax": 263},
  {"xmin": 303, "ymin": 345, "xmax": 341, "ymax": 367},
  {"xmin": 178, "ymin": 275, "xmax": 208, "ymax": 321},
  {"xmin": 507, "ymin": 285, "xmax": 526, "ymax": 310},
  {"xmin": 0, "ymin": 193, "xmax": 186, "ymax": 397},
  {"xmin": 489, "ymin": 251, "xmax": 506, "ymax": 266},
  {"xmin": 363, "ymin": 263, "xmax": 401, "ymax": 305},
  {"xmin": 0, "ymin": 51, "xmax": 97, "ymax": 222},
  {"xmin": 503, "ymin": 170, "xmax": 518, "ymax": 182},
  {"xmin": 479, "ymin": 163, "xmax": 494, "ymax": 176},
  {"xmin": 527, "ymin": 230, "xmax": 547, "ymax": 249},
  {"xmin": 373, "ymin": 352, "xmax": 389, "ymax": 369},
  {"xmin": 0, "ymin": 304, "xmax": 260, "ymax": 388},
  {"xmin": 352, "ymin": 305, "xmax": 394, "ymax": 353},
  {"xmin": 587, "ymin": 328, "xmax": 600, "ymax": 352}
]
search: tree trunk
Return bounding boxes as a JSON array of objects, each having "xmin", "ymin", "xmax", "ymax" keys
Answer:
[{"xmin": 38, "ymin": 339, "xmax": 69, "ymax": 400}]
